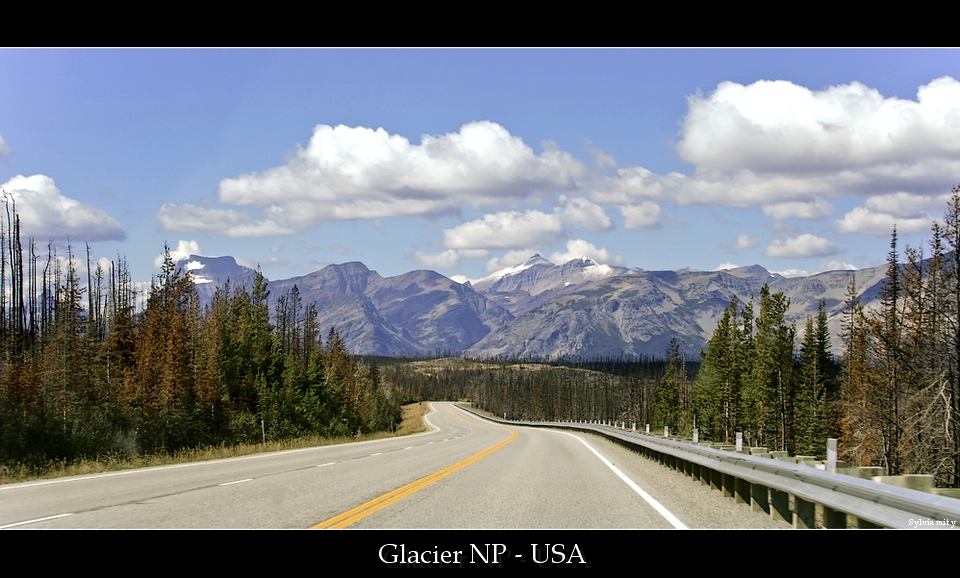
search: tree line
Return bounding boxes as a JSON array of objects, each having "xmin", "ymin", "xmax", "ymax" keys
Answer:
[
  {"xmin": 380, "ymin": 356, "xmax": 693, "ymax": 431},
  {"xmin": 671, "ymin": 290, "xmax": 837, "ymax": 457},
  {"xmin": 659, "ymin": 185, "xmax": 960, "ymax": 487},
  {"xmin": 0, "ymin": 199, "xmax": 400, "ymax": 469},
  {"xmin": 836, "ymin": 187, "xmax": 960, "ymax": 486}
]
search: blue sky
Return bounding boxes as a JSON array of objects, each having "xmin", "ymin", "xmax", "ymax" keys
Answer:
[{"xmin": 1, "ymin": 48, "xmax": 958, "ymax": 288}]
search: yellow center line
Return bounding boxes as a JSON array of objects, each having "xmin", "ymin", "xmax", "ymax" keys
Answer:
[{"xmin": 313, "ymin": 405, "xmax": 517, "ymax": 529}]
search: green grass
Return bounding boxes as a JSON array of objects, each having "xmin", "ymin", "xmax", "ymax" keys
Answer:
[{"xmin": 0, "ymin": 402, "xmax": 431, "ymax": 486}]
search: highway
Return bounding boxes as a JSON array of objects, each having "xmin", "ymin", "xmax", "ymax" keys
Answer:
[{"xmin": 0, "ymin": 402, "xmax": 787, "ymax": 529}]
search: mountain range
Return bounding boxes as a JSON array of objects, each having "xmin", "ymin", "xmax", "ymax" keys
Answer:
[{"xmin": 178, "ymin": 253, "xmax": 889, "ymax": 360}]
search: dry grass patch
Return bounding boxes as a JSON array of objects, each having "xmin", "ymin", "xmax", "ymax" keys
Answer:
[{"xmin": 396, "ymin": 401, "xmax": 429, "ymax": 435}]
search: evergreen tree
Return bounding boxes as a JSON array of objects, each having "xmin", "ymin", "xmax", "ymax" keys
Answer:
[
  {"xmin": 122, "ymin": 244, "xmax": 200, "ymax": 453},
  {"xmin": 741, "ymin": 285, "xmax": 795, "ymax": 451},
  {"xmin": 796, "ymin": 300, "xmax": 831, "ymax": 457},
  {"xmin": 654, "ymin": 338, "xmax": 682, "ymax": 432},
  {"xmin": 693, "ymin": 297, "xmax": 749, "ymax": 442}
]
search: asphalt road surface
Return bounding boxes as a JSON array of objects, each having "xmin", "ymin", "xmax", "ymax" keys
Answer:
[{"xmin": 0, "ymin": 402, "xmax": 787, "ymax": 529}]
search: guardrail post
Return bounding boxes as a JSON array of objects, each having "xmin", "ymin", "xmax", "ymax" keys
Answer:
[
  {"xmin": 794, "ymin": 497, "xmax": 815, "ymax": 529},
  {"xmin": 872, "ymin": 474, "xmax": 935, "ymax": 493},
  {"xmin": 770, "ymin": 489, "xmax": 790, "ymax": 522},
  {"xmin": 836, "ymin": 465, "xmax": 884, "ymax": 479},
  {"xmin": 751, "ymin": 483, "xmax": 769, "ymax": 514},
  {"xmin": 823, "ymin": 505, "xmax": 847, "ymax": 528},
  {"xmin": 734, "ymin": 477, "xmax": 750, "ymax": 504},
  {"xmin": 710, "ymin": 468, "xmax": 722, "ymax": 491},
  {"xmin": 722, "ymin": 472, "xmax": 735, "ymax": 498}
]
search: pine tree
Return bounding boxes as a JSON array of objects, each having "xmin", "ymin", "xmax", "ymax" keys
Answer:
[
  {"xmin": 654, "ymin": 338, "xmax": 681, "ymax": 431},
  {"xmin": 868, "ymin": 228, "xmax": 906, "ymax": 474},
  {"xmin": 123, "ymin": 244, "xmax": 200, "ymax": 453},
  {"xmin": 796, "ymin": 300, "xmax": 830, "ymax": 457},
  {"xmin": 741, "ymin": 285, "xmax": 795, "ymax": 451},
  {"xmin": 693, "ymin": 297, "xmax": 749, "ymax": 442}
]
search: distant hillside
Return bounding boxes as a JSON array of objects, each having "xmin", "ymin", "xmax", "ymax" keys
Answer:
[{"xmin": 178, "ymin": 254, "xmax": 889, "ymax": 359}]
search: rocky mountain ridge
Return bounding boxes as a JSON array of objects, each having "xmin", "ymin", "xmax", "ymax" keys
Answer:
[{"xmin": 177, "ymin": 254, "xmax": 888, "ymax": 359}]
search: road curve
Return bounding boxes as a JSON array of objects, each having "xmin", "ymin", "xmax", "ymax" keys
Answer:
[{"xmin": 0, "ymin": 402, "xmax": 786, "ymax": 528}]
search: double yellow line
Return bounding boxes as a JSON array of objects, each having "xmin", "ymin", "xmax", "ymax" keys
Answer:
[{"xmin": 313, "ymin": 413, "xmax": 517, "ymax": 529}]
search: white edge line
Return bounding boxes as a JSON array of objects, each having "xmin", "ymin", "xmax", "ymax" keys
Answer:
[
  {"xmin": 423, "ymin": 402, "xmax": 440, "ymax": 432},
  {"xmin": 218, "ymin": 478, "xmax": 253, "ymax": 486},
  {"xmin": 317, "ymin": 462, "xmax": 335, "ymax": 468},
  {"xmin": 559, "ymin": 431, "xmax": 688, "ymax": 529},
  {"xmin": 1, "ymin": 512, "xmax": 72, "ymax": 529}
]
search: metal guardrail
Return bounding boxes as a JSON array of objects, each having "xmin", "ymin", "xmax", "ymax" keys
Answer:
[{"xmin": 463, "ymin": 407, "xmax": 960, "ymax": 529}]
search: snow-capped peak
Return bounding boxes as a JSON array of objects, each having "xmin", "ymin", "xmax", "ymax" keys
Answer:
[
  {"xmin": 522, "ymin": 254, "xmax": 551, "ymax": 267},
  {"xmin": 476, "ymin": 254, "xmax": 552, "ymax": 285}
]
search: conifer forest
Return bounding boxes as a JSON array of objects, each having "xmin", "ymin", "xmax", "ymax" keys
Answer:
[{"xmin": 0, "ymin": 196, "xmax": 400, "ymax": 469}]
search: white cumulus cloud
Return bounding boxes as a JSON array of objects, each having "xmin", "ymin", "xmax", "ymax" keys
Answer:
[
  {"xmin": 833, "ymin": 206, "xmax": 933, "ymax": 236},
  {"xmin": 864, "ymin": 192, "xmax": 947, "ymax": 217},
  {"xmin": 443, "ymin": 210, "xmax": 563, "ymax": 250},
  {"xmin": 588, "ymin": 166, "xmax": 681, "ymax": 205},
  {"xmin": 163, "ymin": 121, "xmax": 586, "ymax": 237},
  {"xmin": 585, "ymin": 76, "xmax": 960, "ymax": 217},
  {"xmin": 721, "ymin": 234, "xmax": 760, "ymax": 250},
  {"xmin": 766, "ymin": 234, "xmax": 839, "ymax": 259},
  {"xmin": 410, "ymin": 249, "xmax": 461, "ymax": 269},
  {"xmin": 156, "ymin": 77, "xmax": 960, "ymax": 246},
  {"xmin": 0, "ymin": 174, "xmax": 125, "ymax": 241},
  {"xmin": 762, "ymin": 198, "xmax": 833, "ymax": 220},
  {"xmin": 155, "ymin": 239, "xmax": 204, "ymax": 268},
  {"xmin": 678, "ymin": 76, "xmax": 960, "ymax": 174},
  {"xmin": 619, "ymin": 202, "xmax": 662, "ymax": 229},
  {"xmin": 157, "ymin": 204, "xmax": 295, "ymax": 237},
  {"xmin": 557, "ymin": 196, "xmax": 613, "ymax": 231},
  {"xmin": 819, "ymin": 259, "xmax": 857, "ymax": 272},
  {"xmin": 715, "ymin": 262, "xmax": 741, "ymax": 271},
  {"xmin": 0, "ymin": 133, "xmax": 10, "ymax": 161}
]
